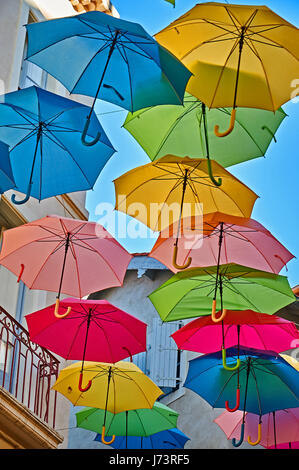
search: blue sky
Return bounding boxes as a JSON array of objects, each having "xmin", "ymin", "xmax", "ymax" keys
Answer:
[{"xmin": 86, "ymin": 0, "xmax": 299, "ymax": 287}]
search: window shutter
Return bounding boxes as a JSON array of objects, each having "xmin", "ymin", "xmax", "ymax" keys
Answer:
[{"xmin": 148, "ymin": 317, "xmax": 182, "ymax": 388}]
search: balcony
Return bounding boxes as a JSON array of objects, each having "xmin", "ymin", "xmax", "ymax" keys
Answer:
[{"xmin": 0, "ymin": 305, "xmax": 63, "ymax": 449}]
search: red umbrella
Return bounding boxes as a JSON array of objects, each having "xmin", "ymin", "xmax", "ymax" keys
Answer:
[
  {"xmin": 0, "ymin": 215, "xmax": 132, "ymax": 317},
  {"xmin": 25, "ymin": 298, "xmax": 147, "ymax": 392},
  {"xmin": 171, "ymin": 311, "xmax": 299, "ymax": 372}
]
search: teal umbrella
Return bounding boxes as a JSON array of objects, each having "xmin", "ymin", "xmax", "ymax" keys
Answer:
[
  {"xmin": 25, "ymin": 11, "xmax": 192, "ymax": 146},
  {"xmin": 123, "ymin": 93, "xmax": 286, "ymax": 185}
]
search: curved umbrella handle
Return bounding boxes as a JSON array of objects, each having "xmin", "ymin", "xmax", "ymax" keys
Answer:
[
  {"xmin": 123, "ymin": 347, "xmax": 133, "ymax": 362},
  {"xmin": 101, "ymin": 426, "xmax": 115, "ymax": 445},
  {"xmin": 248, "ymin": 422, "xmax": 262, "ymax": 446},
  {"xmin": 211, "ymin": 299, "xmax": 227, "ymax": 323},
  {"xmin": 222, "ymin": 348, "xmax": 241, "ymax": 371},
  {"xmin": 54, "ymin": 298, "xmax": 72, "ymax": 319},
  {"xmin": 214, "ymin": 108, "xmax": 236, "ymax": 138},
  {"xmin": 78, "ymin": 371, "xmax": 92, "ymax": 392},
  {"xmin": 225, "ymin": 387, "xmax": 240, "ymax": 413},
  {"xmin": 81, "ymin": 116, "xmax": 101, "ymax": 147},
  {"xmin": 232, "ymin": 422, "xmax": 245, "ymax": 448},
  {"xmin": 17, "ymin": 264, "xmax": 24, "ymax": 283},
  {"xmin": 11, "ymin": 182, "xmax": 32, "ymax": 205},
  {"xmin": 261, "ymin": 125, "xmax": 277, "ymax": 143},
  {"xmin": 206, "ymin": 158, "xmax": 222, "ymax": 187},
  {"xmin": 172, "ymin": 245, "xmax": 192, "ymax": 270}
]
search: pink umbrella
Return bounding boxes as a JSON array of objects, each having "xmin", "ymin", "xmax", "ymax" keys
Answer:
[
  {"xmin": 25, "ymin": 298, "xmax": 147, "ymax": 392},
  {"xmin": 0, "ymin": 215, "xmax": 132, "ymax": 316},
  {"xmin": 150, "ymin": 212, "xmax": 294, "ymax": 274},
  {"xmin": 214, "ymin": 408, "xmax": 299, "ymax": 448},
  {"xmin": 171, "ymin": 311, "xmax": 299, "ymax": 357}
]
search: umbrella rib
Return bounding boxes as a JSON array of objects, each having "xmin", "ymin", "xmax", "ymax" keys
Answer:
[
  {"xmin": 153, "ymin": 178, "xmax": 184, "ymax": 232},
  {"xmin": 26, "ymin": 240, "xmax": 67, "ymax": 289},
  {"xmin": 244, "ymin": 38, "xmax": 275, "ymax": 111},
  {"xmin": 65, "ymin": 318, "xmax": 87, "ymax": 360},
  {"xmin": 228, "ymin": 226, "xmax": 277, "ymax": 272},
  {"xmin": 90, "ymin": 317, "xmax": 116, "ymax": 362},
  {"xmin": 118, "ymin": 42, "xmax": 134, "ymax": 112},
  {"xmin": 69, "ymin": 40, "xmax": 114, "ymax": 94},
  {"xmin": 71, "ymin": 237, "xmax": 123, "ymax": 285},
  {"xmin": 221, "ymin": 280, "xmax": 263, "ymax": 312},
  {"xmin": 134, "ymin": 409, "xmax": 149, "ymax": 437},
  {"xmin": 9, "ymin": 128, "xmax": 38, "ymax": 152}
]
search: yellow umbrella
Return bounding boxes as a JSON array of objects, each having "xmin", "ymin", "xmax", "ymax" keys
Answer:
[
  {"xmin": 155, "ymin": 2, "xmax": 299, "ymax": 136},
  {"xmin": 114, "ymin": 155, "xmax": 258, "ymax": 269},
  {"xmin": 52, "ymin": 361, "xmax": 163, "ymax": 444}
]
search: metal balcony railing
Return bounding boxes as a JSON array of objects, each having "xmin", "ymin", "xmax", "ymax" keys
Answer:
[{"xmin": 0, "ymin": 305, "xmax": 60, "ymax": 429}]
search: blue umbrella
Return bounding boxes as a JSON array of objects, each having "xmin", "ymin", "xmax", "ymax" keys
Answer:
[
  {"xmin": 24, "ymin": 11, "xmax": 192, "ymax": 145},
  {"xmin": 94, "ymin": 428, "xmax": 190, "ymax": 449},
  {"xmin": 0, "ymin": 86, "xmax": 115, "ymax": 204},
  {"xmin": 184, "ymin": 347, "xmax": 299, "ymax": 447},
  {"xmin": 0, "ymin": 141, "xmax": 16, "ymax": 193}
]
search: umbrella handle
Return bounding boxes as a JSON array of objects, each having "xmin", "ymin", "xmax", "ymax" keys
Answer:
[
  {"xmin": 78, "ymin": 371, "xmax": 92, "ymax": 392},
  {"xmin": 123, "ymin": 347, "xmax": 133, "ymax": 362},
  {"xmin": 54, "ymin": 298, "xmax": 72, "ymax": 319},
  {"xmin": 222, "ymin": 348, "xmax": 241, "ymax": 371},
  {"xmin": 262, "ymin": 126, "xmax": 277, "ymax": 143},
  {"xmin": 206, "ymin": 158, "xmax": 222, "ymax": 186},
  {"xmin": 172, "ymin": 245, "xmax": 192, "ymax": 270},
  {"xmin": 225, "ymin": 387, "xmax": 240, "ymax": 413},
  {"xmin": 232, "ymin": 422, "xmax": 245, "ymax": 448},
  {"xmin": 17, "ymin": 264, "xmax": 24, "ymax": 283},
  {"xmin": 214, "ymin": 108, "xmax": 236, "ymax": 138},
  {"xmin": 81, "ymin": 116, "xmax": 101, "ymax": 147},
  {"xmin": 101, "ymin": 426, "xmax": 115, "ymax": 445},
  {"xmin": 11, "ymin": 182, "xmax": 32, "ymax": 205},
  {"xmin": 211, "ymin": 299, "xmax": 227, "ymax": 323},
  {"xmin": 248, "ymin": 422, "xmax": 262, "ymax": 446}
]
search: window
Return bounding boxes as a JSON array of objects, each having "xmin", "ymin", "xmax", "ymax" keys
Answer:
[{"xmin": 19, "ymin": 12, "xmax": 47, "ymax": 90}]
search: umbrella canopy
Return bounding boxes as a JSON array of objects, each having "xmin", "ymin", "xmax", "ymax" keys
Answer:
[
  {"xmin": 184, "ymin": 346, "xmax": 299, "ymax": 442},
  {"xmin": 171, "ymin": 311, "xmax": 299, "ymax": 355},
  {"xmin": 53, "ymin": 360, "xmax": 163, "ymax": 444},
  {"xmin": 155, "ymin": 3, "xmax": 299, "ymax": 136},
  {"xmin": 25, "ymin": 297, "xmax": 147, "ymax": 364},
  {"xmin": 214, "ymin": 408, "xmax": 299, "ymax": 449},
  {"xmin": 0, "ymin": 86, "xmax": 115, "ymax": 204},
  {"xmin": 95, "ymin": 428, "xmax": 190, "ymax": 449},
  {"xmin": 148, "ymin": 264, "xmax": 296, "ymax": 322},
  {"xmin": 0, "ymin": 215, "xmax": 132, "ymax": 316},
  {"xmin": 114, "ymin": 155, "xmax": 258, "ymax": 234},
  {"xmin": 150, "ymin": 212, "xmax": 294, "ymax": 274},
  {"xmin": 76, "ymin": 402, "xmax": 178, "ymax": 437},
  {"xmin": 24, "ymin": 11, "xmax": 192, "ymax": 145},
  {"xmin": 0, "ymin": 140, "xmax": 16, "ymax": 194},
  {"xmin": 123, "ymin": 93, "xmax": 286, "ymax": 166}
]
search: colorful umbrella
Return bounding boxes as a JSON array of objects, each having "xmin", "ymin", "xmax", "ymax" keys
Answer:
[
  {"xmin": 0, "ymin": 140, "xmax": 16, "ymax": 194},
  {"xmin": 114, "ymin": 155, "xmax": 258, "ymax": 268},
  {"xmin": 52, "ymin": 361, "xmax": 163, "ymax": 444},
  {"xmin": 155, "ymin": 3, "xmax": 299, "ymax": 136},
  {"xmin": 123, "ymin": 93, "xmax": 286, "ymax": 184},
  {"xmin": 148, "ymin": 264, "xmax": 296, "ymax": 323},
  {"xmin": 214, "ymin": 408, "xmax": 299, "ymax": 449},
  {"xmin": 0, "ymin": 86, "xmax": 114, "ymax": 204},
  {"xmin": 171, "ymin": 311, "xmax": 299, "ymax": 370},
  {"xmin": 25, "ymin": 298, "xmax": 147, "ymax": 392},
  {"xmin": 184, "ymin": 347, "xmax": 299, "ymax": 447},
  {"xmin": 24, "ymin": 11, "xmax": 192, "ymax": 145},
  {"xmin": 95, "ymin": 428, "xmax": 190, "ymax": 449},
  {"xmin": 150, "ymin": 212, "xmax": 294, "ymax": 274},
  {"xmin": 76, "ymin": 402, "xmax": 178, "ymax": 445},
  {"xmin": 0, "ymin": 215, "xmax": 132, "ymax": 316}
]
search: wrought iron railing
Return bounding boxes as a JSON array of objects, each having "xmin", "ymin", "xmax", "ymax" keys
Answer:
[{"xmin": 0, "ymin": 305, "xmax": 60, "ymax": 429}]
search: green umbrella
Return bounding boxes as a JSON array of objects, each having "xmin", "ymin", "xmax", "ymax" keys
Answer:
[
  {"xmin": 123, "ymin": 93, "xmax": 286, "ymax": 185},
  {"xmin": 76, "ymin": 402, "xmax": 178, "ymax": 445},
  {"xmin": 148, "ymin": 264, "xmax": 296, "ymax": 323}
]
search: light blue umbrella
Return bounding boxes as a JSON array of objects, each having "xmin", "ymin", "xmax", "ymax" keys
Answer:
[
  {"xmin": 0, "ymin": 86, "xmax": 115, "ymax": 204},
  {"xmin": 94, "ymin": 428, "xmax": 190, "ymax": 449},
  {"xmin": 0, "ymin": 141, "xmax": 16, "ymax": 193},
  {"xmin": 25, "ymin": 11, "xmax": 192, "ymax": 145}
]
